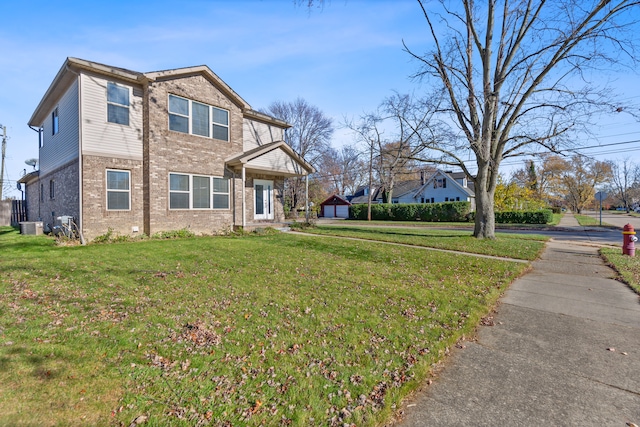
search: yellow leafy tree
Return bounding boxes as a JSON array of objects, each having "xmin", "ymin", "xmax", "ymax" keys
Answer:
[{"xmin": 494, "ymin": 175, "xmax": 548, "ymax": 212}]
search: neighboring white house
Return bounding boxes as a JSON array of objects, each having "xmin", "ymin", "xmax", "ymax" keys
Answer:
[
  {"xmin": 365, "ymin": 170, "xmax": 475, "ymax": 209},
  {"xmin": 411, "ymin": 170, "xmax": 475, "ymax": 209}
]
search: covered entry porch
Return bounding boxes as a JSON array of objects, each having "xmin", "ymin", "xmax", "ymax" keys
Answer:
[{"xmin": 226, "ymin": 141, "xmax": 315, "ymax": 230}]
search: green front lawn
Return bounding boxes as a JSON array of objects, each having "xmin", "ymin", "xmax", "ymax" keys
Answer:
[
  {"xmin": 300, "ymin": 226, "xmax": 548, "ymax": 261},
  {"xmin": 0, "ymin": 227, "xmax": 529, "ymax": 426},
  {"xmin": 600, "ymin": 248, "xmax": 640, "ymax": 294}
]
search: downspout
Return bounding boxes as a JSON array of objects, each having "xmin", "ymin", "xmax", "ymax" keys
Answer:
[
  {"xmin": 224, "ymin": 165, "xmax": 236, "ymax": 229},
  {"xmin": 28, "ymin": 125, "xmax": 43, "ymax": 220},
  {"xmin": 73, "ymin": 70, "xmax": 86, "ymax": 244}
]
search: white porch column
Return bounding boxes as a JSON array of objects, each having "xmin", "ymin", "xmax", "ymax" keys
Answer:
[{"xmin": 242, "ymin": 166, "xmax": 246, "ymax": 228}]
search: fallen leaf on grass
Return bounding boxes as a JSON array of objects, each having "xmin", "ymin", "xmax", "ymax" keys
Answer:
[
  {"xmin": 128, "ymin": 414, "xmax": 148, "ymax": 426},
  {"xmin": 607, "ymin": 347, "xmax": 616, "ymax": 352}
]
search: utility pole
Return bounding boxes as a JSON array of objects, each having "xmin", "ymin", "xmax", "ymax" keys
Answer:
[{"xmin": 0, "ymin": 125, "xmax": 6, "ymax": 200}]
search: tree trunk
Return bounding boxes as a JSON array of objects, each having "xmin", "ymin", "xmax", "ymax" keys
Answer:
[{"xmin": 473, "ymin": 161, "xmax": 496, "ymax": 239}]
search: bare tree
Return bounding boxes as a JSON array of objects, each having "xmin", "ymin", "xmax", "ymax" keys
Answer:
[
  {"xmin": 265, "ymin": 98, "xmax": 334, "ymax": 211},
  {"xmin": 607, "ymin": 159, "xmax": 640, "ymax": 211},
  {"xmin": 560, "ymin": 155, "xmax": 612, "ymax": 213},
  {"xmin": 345, "ymin": 93, "xmax": 442, "ymax": 203},
  {"xmin": 405, "ymin": 0, "xmax": 640, "ymax": 238},
  {"xmin": 317, "ymin": 145, "xmax": 367, "ymax": 196}
]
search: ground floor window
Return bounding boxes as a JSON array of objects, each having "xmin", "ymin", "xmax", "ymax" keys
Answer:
[
  {"xmin": 169, "ymin": 173, "xmax": 229, "ymax": 210},
  {"xmin": 106, "ymin": 169, "xmax": 130, "ymax": 210}
]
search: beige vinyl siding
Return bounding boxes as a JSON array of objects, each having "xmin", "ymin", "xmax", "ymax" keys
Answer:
[
  {"xmin": 80, "ymin": 73, "xmax": 143, "ymax": 160},
  {"xmin": 39, "ymin": 79, "xmax": 80, "ymax": 175},
  {"xmin": 242, "ymin": 118, "xmax": 285, "ymax": 151},
  {"xmin": 246, "ymin": 148, "xmax": 302, "ymax": 175}
]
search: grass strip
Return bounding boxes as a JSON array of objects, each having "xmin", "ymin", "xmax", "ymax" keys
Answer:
[
  {"xmin": 573, "ymin": 214, "xmax": 613, "ymax": 227},
  {"xmin": 0, "ymin": 227, "xmax": 527, "ymax": 426},
  {"xmin": 301, "ymin": 226, "xmax": 547, "ymax": 261},
  {"xmin": 600, "ymin": 247, "xmax": 640, "ymax": 294}
]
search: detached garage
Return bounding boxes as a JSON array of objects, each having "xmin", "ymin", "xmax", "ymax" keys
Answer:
[{"xmin": 320, "ymin": 194, "xmax": 351, "ymax": 219}]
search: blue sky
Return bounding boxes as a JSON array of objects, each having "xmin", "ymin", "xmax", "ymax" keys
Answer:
[{"xmin": 1, "ymin": 0, "xmax": 639, "ymax": 199}]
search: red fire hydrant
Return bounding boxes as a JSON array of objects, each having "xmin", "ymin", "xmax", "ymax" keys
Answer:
[{"xmin": 622, "ymin": 224, "xmax": 637, "ymax": 256}]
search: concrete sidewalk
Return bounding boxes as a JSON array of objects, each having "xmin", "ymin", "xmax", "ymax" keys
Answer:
[{"xmin": 397, "ymin": 222, "xmax": 640, "ymax": 426}]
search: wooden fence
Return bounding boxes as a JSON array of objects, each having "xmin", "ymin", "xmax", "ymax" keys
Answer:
[{"xmin": 0, "ymin": 200, "xmax": 26, "ymax": 226}]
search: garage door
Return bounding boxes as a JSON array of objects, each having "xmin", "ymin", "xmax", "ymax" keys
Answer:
[
  {"xmin": 324, "ymin": 206, "xmax": 335, "ymax": 218},
  {"xmin": 336, "ymin": 205, "xmax": 349, "ymax": 218}
]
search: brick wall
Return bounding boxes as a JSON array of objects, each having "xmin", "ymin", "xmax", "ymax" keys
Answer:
[
  {"xmin": 144, "ymin": 74, "xmax": 244, "ymax": 235},
  {"xmin": 81, "ymin": 155, "xmax": 144, "ymax": 241},
  {"xmin": 37, "ymin": 160, "xmax": 80, "ymax": 231},
  {"xmin": 244, "ymin": 174, "xmax": 286, "ymax": 224},
  {"xmin": 23, "ymin": 179, "xmax": 41, "ymax": 222}
]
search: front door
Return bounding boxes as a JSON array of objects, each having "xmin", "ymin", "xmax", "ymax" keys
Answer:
[{"xmin": 254, "ymin": 179, "xmax": 274, "ymax": 220}]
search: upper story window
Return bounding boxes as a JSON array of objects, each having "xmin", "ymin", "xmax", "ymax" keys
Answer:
[
  {"xmin": 49, "ymin": 180, "xmax": 55, "ymax": 199},
  {"xmin": 168, "ymin": 94, "xmax": 229, "ymax": 141},
  {"xmin": 106, "ymin": 169, "xmax": 131, "ymax": 210},
  {"xmin": 52, "ymin": 108, "xmax": 59, "ymax": 135},
  {"xmin": 107, "ymin": 82, "xmax": 130, "ymax": 125},
  {"xmin": 434, "ymin": 178, "xmax": 447, "ymax": 189}
]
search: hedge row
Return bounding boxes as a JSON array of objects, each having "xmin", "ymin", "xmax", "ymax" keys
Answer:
[
  {"xmin": 349, "ymin": 202, "xmax": 471, "ymax": 222},
  {"xmin": 349, "ymin": 203, "xmax": 553, "ymax": 224},
  {"xmin": 468, "ymin": 209, "xmax": 553, "ymax": 224}
]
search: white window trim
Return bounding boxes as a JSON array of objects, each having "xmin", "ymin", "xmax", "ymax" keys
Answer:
[
  {"xmin": 106, "ymin": 169, "xmax": 131, "ymax": 211},
  {"xmin": 168, "ymin": 173, "xmax": 230, "ymax": 210},
  {"xmin": 52, "ymin": 107, "xmax": 59, "ymax": 135},
  {"xmin": 106, "ymin": 82, "xmax": 131, "ymax": 126},
  {"xmin": 168, "ymin": 94, "xmax": 229, "ymax": 141}
]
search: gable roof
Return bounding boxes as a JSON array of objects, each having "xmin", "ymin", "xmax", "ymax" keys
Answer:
[
  {"xmin": 29, "ymin": 57, "xmax": 145, "ymax": 126},
  {"xmin": 144, "ymin": 65, "xmax": 251, "ymax": 111},
  {"xmin": 320, "ymin": 194, "xmax": 351, "ymax": 206},
  {"xmin": 413, "ymin": 170, "xmax": 475, "ymax": 198},
  {"xmin": 225, "ymin": 140, "xmax": 316, "ymax": 176},
  {"xmin": 29, "ymin": 57, "xmax": 288, "ymax": 130},
  {"xmin": 391, "ymin": 179, "xmax": 427, "ymax": 199}
]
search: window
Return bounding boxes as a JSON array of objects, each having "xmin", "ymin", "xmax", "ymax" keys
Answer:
[
  {"xmin": 456, "ymin": 197, "xmax": 460, "ymax": 201},
  {"xmin": 52, "ymin": 108, "xmax": 59, "ymax": 135},
  {"xmin": 169, "ymin": 173, "xmax": 190, "ymax": 209},
  {"xmin": 106, "ymin": 170, "xmax": 130, "ymax": 210},
  {"xmin": 192, "ymin": 102, "xmax": 210, "ymax": 137},
  {"xmin": 434, "ymin": 178, "xmax": 447, "ymax": 188},
  {"xmin": 169, "ymin": 95, "xmax": 189, "ymax": 133},
  {"xmin": 213, "ymin": 178, "xmax": 229, "ymax": 209},
  {"xmin": 212, "ymin": 107, "xmax": 229, "ymax": 141},
  {"xmin": 169, "ymin": 173, "xmax": 229, "ymax": 210},
  {"xmin": 445, "ymin": 197, "xmax": 449, "ymax": 202},
  {"xmin": 107, "ymin": 83, "xmax": 130, "ymax": 125},
  {"xmin": 192, "ymin": 175, "xmax": 210, "ymax": 209},
  {"xmin": 168, "ymin": 94, "xmax": 229, "ymax": 141},
  {"xmin": 49, "ymin": 180, "xmax": 55, "ymax": 199}
]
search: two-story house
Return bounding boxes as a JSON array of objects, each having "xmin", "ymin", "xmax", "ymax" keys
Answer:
[
  {"xmin": 19, "ymin": 58, "xmax": 314, "ymax": 241},
  {"xmin": 365, "ymin": 170, "xmax": 475, "ymax": 209},
  {"xmin": 411, "ymin": 170, "xmax": 475, "ymax": 208}
]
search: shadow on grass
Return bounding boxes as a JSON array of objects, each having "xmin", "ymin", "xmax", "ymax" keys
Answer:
[{"xmin": 318, "ymin": 226, "xmax": 471, "ymax": 239}]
